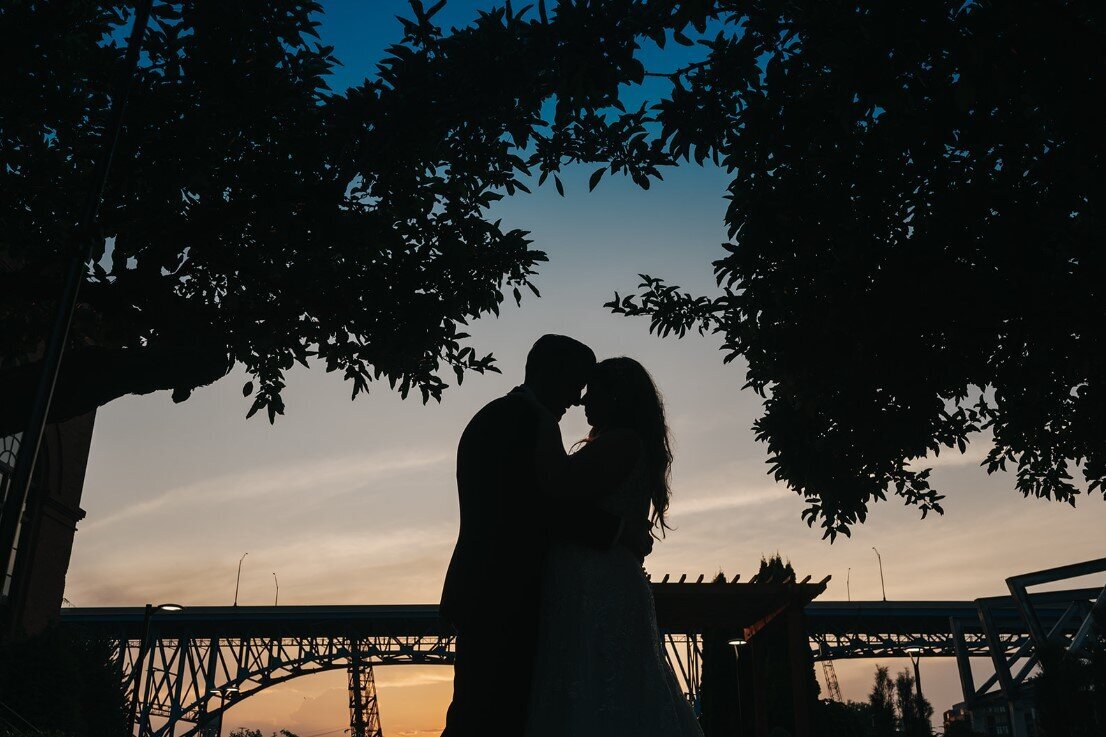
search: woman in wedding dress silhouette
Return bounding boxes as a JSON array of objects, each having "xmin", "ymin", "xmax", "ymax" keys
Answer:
[{"xmin": 525, "ymin": 357, "xmax": 703, "ymax": 736}]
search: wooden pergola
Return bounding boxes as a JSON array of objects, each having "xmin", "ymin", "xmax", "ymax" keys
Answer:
[{"xmin": 653, "ymin": 575, "xmax": 831, "ymax": 737}]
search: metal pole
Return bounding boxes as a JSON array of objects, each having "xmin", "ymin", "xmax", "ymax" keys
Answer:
[
  {"xmin": 273, "ymin": 572, "xmax": 278, "ymax": 606},
  {"xmin": 731, "ymin": 643, "xmax": 744, "ymax": 728},
  {"xmin": 872, "ymin": 547, "xmax": 887, "ymax": 601},
  {"xmin": 233, "ymin": 553, "xmax": 247, "ymax": 606},
  {"xmin": 910, "ymin": 651, "xmax": 923, "ymax": 700},
  {"xmin": 0, "ymin": 0, "xmax": 154, "ymax": 628},
  {"xmin": 128, "ymin": 603, "xmax": 154, "ymax": 735},
  {"xmin": 846, "ymin": 568, "xmax": 851, "ymax": 602}
]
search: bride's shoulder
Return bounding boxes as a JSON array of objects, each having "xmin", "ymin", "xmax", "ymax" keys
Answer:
[{"xmin": 583, "ymin": 428, "xmax": 642, "ymax": 461}]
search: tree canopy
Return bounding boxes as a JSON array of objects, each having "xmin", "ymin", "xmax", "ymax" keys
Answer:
[
  {"xmin": 1, "ymin": 0, "xmax": 698, "ymax": 432},
  {"xmin": 2, "ymin": 0, "xmax": 559, "ymax": 432},
  {"xmin": 603, "ymin": 0, "xmax": 1106, "ymax": 536},
  {"xmin": 5, "ymin": 0, "xmax": 1104, "ymax": 536}
]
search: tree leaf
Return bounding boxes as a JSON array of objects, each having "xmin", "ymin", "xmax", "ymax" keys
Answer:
[{"xmin": 589, "ymin": 167, "xmax": 606, "ymax": 191}]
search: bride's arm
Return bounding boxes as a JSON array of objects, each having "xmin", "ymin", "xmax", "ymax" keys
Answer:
[
  {"xmin": 532, "ymin": 408, "xmax": 652, "ymax": 555},
  {"xmin": 534, "ymin": 412, "xmax": 641, "ymax": 500}
]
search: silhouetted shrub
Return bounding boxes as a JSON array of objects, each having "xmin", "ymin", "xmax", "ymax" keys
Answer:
[
  {"xmin": 0, "ymin": 627, "xmax": 126, "ymax": 737},
  {"xmin": 1030, "ymin": 631, "xmax": 1106, "ymax": 737}
]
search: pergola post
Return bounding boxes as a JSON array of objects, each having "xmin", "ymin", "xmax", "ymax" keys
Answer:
[
  {"xmin": 751, "ymin": 636, "xmax": 769, "ymax": 737},
  {"xmin": 787, "ymin": 606, "xmax": 812, "ymax": 737}
]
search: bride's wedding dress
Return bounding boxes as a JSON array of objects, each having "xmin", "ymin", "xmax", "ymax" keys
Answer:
[{"xmin": 525, "ymin": 462, "xmax": 704, "ymax": 736}]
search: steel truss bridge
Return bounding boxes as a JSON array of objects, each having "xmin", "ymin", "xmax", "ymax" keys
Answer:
[
  {"xmin": 806, "ymin": 594, "xmax": 1091, "ymax": 661},
  {"xmin": 60, "ymin": 589, "xmax": 1103, "ymax": 737}
]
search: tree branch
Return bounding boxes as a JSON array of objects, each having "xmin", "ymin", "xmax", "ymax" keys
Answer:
[{"xmin": 0, "ymin": 343, "xmax": 231, "ymax": 437}]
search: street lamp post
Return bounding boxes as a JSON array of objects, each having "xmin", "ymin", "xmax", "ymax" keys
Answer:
[
  {"xmin": 273, "ymin": 572, "xmax": 279, "ymax": 606},
  {"xmin": 905, "ymin": 647, "xmax": 924, "ymax": 700},
  {"xmin": 233, "ymin": 553, "xmax": 247, "ymax": 607},
  {"xmin": 128, "ymin": 603, "xmax": 184, "ymax": 736},
  {"xmin": 872, "ymin": 547, "xmax": 887, "ymax": 601},
  {"xmin": 728, "ymin": 637, "xmax": 748, "ymax": 727},
  {"xmin": 205, "ymin": 685, "xmax": 239, "ymax": 737}
]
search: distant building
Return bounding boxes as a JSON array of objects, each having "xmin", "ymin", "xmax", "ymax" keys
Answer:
[
  {"xmin": 0, "ymin": 413, "xmax": 95, "ymax": 635},
  {"xmin": 945, "ymin": 689, "xmax": 1038, "ymax": 737}
]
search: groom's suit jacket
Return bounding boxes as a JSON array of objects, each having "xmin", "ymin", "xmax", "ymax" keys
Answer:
[{"xmin": 440, "ymin": 391, "xmax": 622, "ymax": 633}]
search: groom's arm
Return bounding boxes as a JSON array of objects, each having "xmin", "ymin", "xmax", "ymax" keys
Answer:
[
  {"xmin": 555, "ymin": 505, "xmax": 624, "ymax": 549},
  {"xmin": 549, "ymin": 504, "xmax": 654, "ymax": 559}
]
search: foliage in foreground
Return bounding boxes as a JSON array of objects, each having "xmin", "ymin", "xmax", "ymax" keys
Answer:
[
  {"xmin": 6, "ymin": 1, "xmax": 1104, "ymax": 536},
  {"xmin": 2, "ymin": 0, "xmax": 556, "ymax": 433},
  {"xmin": 0, "ymin": 627, "xmax": 127, "ymax": 737},
  {"xmin": 601, "ymin": 0, "xmax": 1106, "ymax": 536},
  {"xmin": 1030, "ymin": 628, "xmax": 1106, "ymax": 737},
  {"xmin": 809, "ymin": 665, "xmax": 933, "ymax": 737},
  {"xmin": 228, "ymin": 729, "xmax": 301, "ymax": 737}
]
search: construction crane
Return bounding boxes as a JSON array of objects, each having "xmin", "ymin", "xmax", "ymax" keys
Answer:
[{"xmin": 821, "ymin": 657, "xmax": 843, "ymax": 702}]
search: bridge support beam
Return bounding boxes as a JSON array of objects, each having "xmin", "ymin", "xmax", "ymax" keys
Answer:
[
  {"xmin": 348, "ymin": 646, "xmax": 383, "ymax": 737},
  {"xmin": 950, "ymin": 617, "xmax": 976, "ymax": 707}
]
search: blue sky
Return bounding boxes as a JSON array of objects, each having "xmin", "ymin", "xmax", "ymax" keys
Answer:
[{"xmin": 64, "ymin": 2, "xmax": 1106, "ymax": 734}]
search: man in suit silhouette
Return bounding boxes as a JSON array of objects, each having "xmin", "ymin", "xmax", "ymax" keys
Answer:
[{"xmin": 440, "ymin": 334, "xmax": 648, "ymax": 735}]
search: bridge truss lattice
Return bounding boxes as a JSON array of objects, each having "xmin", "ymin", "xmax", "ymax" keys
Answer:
[
  {"xmin": 108, "ymin": 607, "xmax": 452, "ymax": 737},
  {"xmin": 62, "ymin": 573, "xmax": 1103, "ymax": 737}
]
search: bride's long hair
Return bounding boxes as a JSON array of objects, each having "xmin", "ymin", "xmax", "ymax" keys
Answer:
[{"xmin": 582, "ymin": 357, "xmax": 673, "ymax": 535}]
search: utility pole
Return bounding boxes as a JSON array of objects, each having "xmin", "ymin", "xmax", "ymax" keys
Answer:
[
  {"xmin": 233, "ymin": 553, "xmax": 247, "ymax": 607},
  {"xmin": 872, "ymin": 547, "xmax": 887, "ymax": 601},
  {"xmin": 0, "ymin": 0, "xmax": 154, "ymax": 636}
]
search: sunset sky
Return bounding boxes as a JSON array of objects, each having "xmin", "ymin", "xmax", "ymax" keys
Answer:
[{"xmin": 63, "ymin": 2, "xmax": 1106, "ymax": 734}]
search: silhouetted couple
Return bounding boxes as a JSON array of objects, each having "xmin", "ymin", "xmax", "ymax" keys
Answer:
[{"xmin": 440, "ymin": 335, "xmax": 702, "ymax": 736}]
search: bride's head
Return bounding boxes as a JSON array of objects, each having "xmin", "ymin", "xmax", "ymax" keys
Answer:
[{"xmin": 582, "ymin": 357, "xmax": 673, "ymax": 533}]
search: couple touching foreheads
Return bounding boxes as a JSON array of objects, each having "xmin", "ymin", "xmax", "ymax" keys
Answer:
[{"xmin": 440, "ymin": 335, "xmax": 703, "ymax": 736}]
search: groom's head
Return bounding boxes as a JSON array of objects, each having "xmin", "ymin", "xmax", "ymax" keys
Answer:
[{"xmin": 525, "ymin": 334, "xmax": 596, "ymax": 420}]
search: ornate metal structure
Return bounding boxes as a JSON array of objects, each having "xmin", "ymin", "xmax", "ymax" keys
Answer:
[
  {"xmin": 805, "ymin": 587, "xmax": 1102, "ymax": 713},
  {"xmin": 65, "ymin": 581, "xmax": 828, "ymax": 737},
  {"xmin": 806, "ymin": 599, "xmax": 1048, "ymax": 661},
  {"xmin": 67, "ymin": 605, "xmax": 715, "ymax": 737},
  {"xmin": 80, "ymin": 605, "xmax": 453, "ymax": 737},
  {"xmin": 348, "ymin": 647, "xmax": 383, "ymax": 737},
  {"xmin": 662, "ymin": 633, "xmax": 702, "ymax": 706},
  {"xmin": 60, "ymin": 566, "xmax": 1103, "ymax": 737}
]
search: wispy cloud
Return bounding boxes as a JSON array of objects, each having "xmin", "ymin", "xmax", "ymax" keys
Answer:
[
  {"xmin": 67, "ymin": 522, "xmax": 458, "ymax": 606},
  {"xmin": 82, "ymin": 448, "xmax": 452, "ymax": 533},
  {"xmin": 377, "ymin": 670, "xmax": 454, "ymax": 689},
  {"xmin": 673, "ymin": 486, "xmax": 790, "ymax": 515},
  {"xmin": 668, "ymin": 457, "xmax": 795, "ymax": 518}
]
